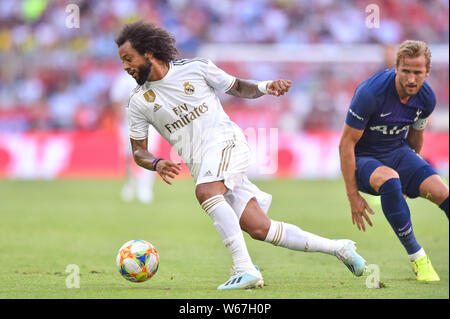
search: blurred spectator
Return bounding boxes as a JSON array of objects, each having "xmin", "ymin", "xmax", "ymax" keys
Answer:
[
  {"xmin": 0, "ymin": 0, "xmax": 448, "ymax": 133},
  {"xmin": 381, "ymin": 43, "xmax": 397, "ymax": 70}
]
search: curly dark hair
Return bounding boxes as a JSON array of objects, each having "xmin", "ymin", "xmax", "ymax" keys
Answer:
[{"xmin": 115, "ymin": 21, "xmax": 179, "ymax": 63}]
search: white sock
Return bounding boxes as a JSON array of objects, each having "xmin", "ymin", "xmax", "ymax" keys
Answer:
[
  {"xmin": 264, "ymin": 220, "xmax": 341, "ymax": 255},
  {"xmin": 408, "ymin": 248, "xmax": 426, "ymax": 262},
  {"xmin": 201, "ymin": 195, "xmax": 255, "ymax": 270}
]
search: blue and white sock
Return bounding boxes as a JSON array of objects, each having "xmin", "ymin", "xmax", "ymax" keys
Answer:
[{"xmin": 379, "ymin": 178, "xmax": 422, "ymax": 256}]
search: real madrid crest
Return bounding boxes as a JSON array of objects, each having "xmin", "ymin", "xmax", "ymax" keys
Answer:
[{"xmin": 184, "ymin": 82, "xmax": 195, "ymax": 95}]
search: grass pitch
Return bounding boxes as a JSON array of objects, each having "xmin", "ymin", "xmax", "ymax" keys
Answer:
[{"xmin": 0, "ymin": 178, "xmax": 448, "ymax": 299}]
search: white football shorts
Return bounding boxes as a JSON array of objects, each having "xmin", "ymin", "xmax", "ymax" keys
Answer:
[{"xmin": 195, "ymin": 138, "xmax": 272, "ymax": 219}]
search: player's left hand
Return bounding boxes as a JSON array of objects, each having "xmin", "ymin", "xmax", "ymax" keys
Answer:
[
  {"xmin": 348, "ymin": 193, "xmax": 376, "ymax": 232},
  {"xmin": 267, "ymin": 80, "xmax": 292, "ymax": 96},
  {"xmin": 155, "ymin": 160, "xmax": 181, "ymax": 185}
]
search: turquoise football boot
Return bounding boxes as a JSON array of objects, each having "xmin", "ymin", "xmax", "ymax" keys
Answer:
[
  {"xmin": 334, "ymin": 240, "xmax": 366, "ymax": 277},
  {"xmin": 217, "ymin": 265, "xmax": 264, "ymax": 290}
]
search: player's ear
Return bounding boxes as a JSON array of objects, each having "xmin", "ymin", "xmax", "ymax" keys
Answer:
[
  {"xmin": 144, "ymin": 52, "xmax": 154, "ymax": 60},
  {"xmin": 425, "ymin": 65, "xmax": 431, "ymax": 77}
]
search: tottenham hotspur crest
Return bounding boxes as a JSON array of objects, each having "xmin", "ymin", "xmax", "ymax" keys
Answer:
[{"xmin": 184, "ymin": 82, "xmax": 195, "ymax": 95}]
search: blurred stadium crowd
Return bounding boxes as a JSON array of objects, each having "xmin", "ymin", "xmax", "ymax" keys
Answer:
[{"xmin": 0, "ymin": 0, "xmax": 448, "ymax": 133}]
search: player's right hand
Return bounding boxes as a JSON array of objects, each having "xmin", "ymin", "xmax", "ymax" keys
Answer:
[
  {"xmin": 155, "ymin": 160, "xmax": 181, "ymax": 185},
  {"xmin": 348, "ymin": 193, "xmax": 375, "ymax": 232},
  {"xmin": 267, "ymin": 80, "xmax": 292, "ymax": 96}
]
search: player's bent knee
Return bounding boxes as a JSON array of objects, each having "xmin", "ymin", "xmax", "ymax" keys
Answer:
[
  {"xmin": 195, "ymin": 182, "xmax": 227, "ymax": 204},
  {"xmin": 431, "ymin": 188, "xmax": 449, "ymax": 204},
  {"xmin": 436, "ymin": 184, "xmax": 449, "ymax": 199},
  {"xmin": 240, "ymin": 199, "xmax": 271, "ymax": 240},
  {"xmin": 370, "ymin": 166, "xmax": 400, "ymax": 192},
  {"xmin": 246, "ymin": 227, "xmax": 268, "ymax": 241},
  {"xmin": 419, "ymin": 175, "xmax": 450, "ymax": 204},
  {"xmin": 195, "ymin": 185, "xmax": 214, "ymax": 204}
]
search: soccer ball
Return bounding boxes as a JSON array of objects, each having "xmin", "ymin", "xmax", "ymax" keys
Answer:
[{"xmin": 116, "ymin": 239, "xmax": 159, "ymax": 282}]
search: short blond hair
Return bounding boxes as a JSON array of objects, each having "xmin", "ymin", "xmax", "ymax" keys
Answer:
[{"xmin": 396, "ymin": 40, "xmax": 431, "ymax": 70}]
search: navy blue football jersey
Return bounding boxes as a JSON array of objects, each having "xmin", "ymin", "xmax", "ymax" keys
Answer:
[{"xmin": 345, "ymin": 68, "xmax": 436, "ymax": 156}]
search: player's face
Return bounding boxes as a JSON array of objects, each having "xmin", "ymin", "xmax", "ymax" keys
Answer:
[
  {"xmin": 396, "ymin": 55, "xmax": 430, "ymax": 97},
  {"xmin": 118, "ymin": 41, "xmax": 152, "ymax": 85}
]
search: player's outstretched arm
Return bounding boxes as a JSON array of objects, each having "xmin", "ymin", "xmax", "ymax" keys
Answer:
[
  {"xmin": 130, "ymin": 138, "xmax": 181, "ymax": 185},
  {"xmin": 339, "ymin": 124, "xmax": 375, "ymax": 231},
  {"xmin": 226, "ymin": 79, "xmax": 291, "ymax": 99}
]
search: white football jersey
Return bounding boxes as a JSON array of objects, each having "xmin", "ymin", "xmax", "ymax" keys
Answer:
[{"xmin": 126, "ymin": 58, "xmax": 247, "ymax": 178}]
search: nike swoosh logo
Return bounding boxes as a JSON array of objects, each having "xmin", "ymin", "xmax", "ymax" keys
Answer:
[
  {"xmin": 380, "ymin": 112, "xmax": 392, "ymax": 117},
  {"xmin": 398, "ymin": 221, "xmax": 411, "ymax": 232}
]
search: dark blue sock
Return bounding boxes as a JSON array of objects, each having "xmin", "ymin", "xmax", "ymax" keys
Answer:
[
  {"xmin": 439, "ymin": 196, "xmax": 449, "ymax": 218},
  {"xmin": 379, "ymin": 178, "xmax": 422, "ymax": 255}
]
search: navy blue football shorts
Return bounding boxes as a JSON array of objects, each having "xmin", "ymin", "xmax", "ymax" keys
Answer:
[{"xmin": 355, "ymin": 145, "xmax": 438, "ymax": 198}]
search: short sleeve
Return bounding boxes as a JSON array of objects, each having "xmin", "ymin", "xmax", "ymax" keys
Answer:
[
  {"xmin": 412, "ymin": 84, "xmax": 436, "ymax": 130},
  {"xmin": 127, "ymin": 99, "xmax": 150, "ymax": 140},
  {"xmin": 345, "ymin": 86, "xmax": 377, "ymax": 130},
  {"xmin": 418, "ymin": 81, "xmax": 436, "ymax": 119},
  {"xmin": 202, "ymin": 59, "xmax": 236, "ymax": 93}
]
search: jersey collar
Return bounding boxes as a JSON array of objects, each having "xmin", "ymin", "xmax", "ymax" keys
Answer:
[{"xmin": 145, "ymin": 62, "xmax": 173, "ymax": 86}]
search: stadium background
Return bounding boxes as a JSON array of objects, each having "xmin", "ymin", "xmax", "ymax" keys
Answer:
[
  {"xmin": 0, "ymin": 0, "xmax": 448, "ymax": 180},
  {"xmin": 0, "ymin": 0, "xmax": 449, "ymax": 302}
]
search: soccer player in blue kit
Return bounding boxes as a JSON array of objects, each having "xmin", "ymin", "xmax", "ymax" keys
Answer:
[{"xmin": 339, "ymin": 40, "xmax": 449, "ymax": 281}]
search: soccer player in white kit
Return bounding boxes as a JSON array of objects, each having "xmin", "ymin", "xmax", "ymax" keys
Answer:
[{"xmin": 115, "ymin": 21, "xmax": 367, "ymax": 290}]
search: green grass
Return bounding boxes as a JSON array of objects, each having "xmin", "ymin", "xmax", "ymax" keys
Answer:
[{"xmin": 0, "ymin": 178, "xmax": 447, "ymax": 299}]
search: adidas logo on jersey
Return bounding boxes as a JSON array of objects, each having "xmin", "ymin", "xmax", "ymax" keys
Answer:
[
  {"xmin": 203, "ymin": 170, "xmax": 213, "ymax": 177},
  {"xmin": 153, "ymin": 103, "xmax": 162, "ymax": 112}
]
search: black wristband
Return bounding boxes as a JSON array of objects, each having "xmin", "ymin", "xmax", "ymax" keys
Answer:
[{"xmin": 151, "ymin": 158, "xmax": 162, "ymax": 171}]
